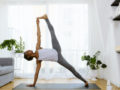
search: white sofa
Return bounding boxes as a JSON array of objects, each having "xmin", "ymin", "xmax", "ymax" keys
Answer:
[{"xmin": 0, "ymin": 58, "xmax": 14, "ymax": 87}]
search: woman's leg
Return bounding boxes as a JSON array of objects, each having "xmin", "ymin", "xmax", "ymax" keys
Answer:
[
  {"xmin": 44, "ymin": 17, "xmax": 88, "ymax": 87},
  {"xmin": 45, "ymin": 19, "xmax": 61, "ymax": 53},
  {"xmin": 58, "ymin": 55, "xmax": 87, "ymax": 83}
]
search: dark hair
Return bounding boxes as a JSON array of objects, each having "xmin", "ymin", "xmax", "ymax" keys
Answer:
[{"xmin": 24, "ymin": 53, "xmax": 33, "ymax": 61}]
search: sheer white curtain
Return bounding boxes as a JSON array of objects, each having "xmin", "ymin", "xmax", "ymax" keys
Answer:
[
  {"xmin": 88, "ymin": 0, "xmax": 106, "ymax": 79},
  {"xmin": 8, "ymin": 4, "xmax": 89, "ymax": 79}
]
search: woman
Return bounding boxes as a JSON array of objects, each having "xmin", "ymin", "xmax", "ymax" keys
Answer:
[{"xmin": 24, "ymin": 14, "xmax": 88, "ymax": 87}]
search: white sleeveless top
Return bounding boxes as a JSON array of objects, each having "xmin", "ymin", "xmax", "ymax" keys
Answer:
[{"xmin": 38, "ymin": 49, "xmax": 58, "ymax": 62}]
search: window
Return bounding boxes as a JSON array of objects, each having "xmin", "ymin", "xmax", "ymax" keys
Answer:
[{"xmin": 8, "ymin": 4, "xmax": 89, "ymax": 78}]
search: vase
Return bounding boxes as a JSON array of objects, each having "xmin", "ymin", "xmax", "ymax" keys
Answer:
[
  {"xmin": 97, "ymin": 69, "xmax": 104, "ymax": 79},
  {"xmin": 89, "ymin": 69, "xmax": 98, "ymax": 81},
  {"xmin": 15, "ymin": 53, "xmax": 23, "ymax": 58}
]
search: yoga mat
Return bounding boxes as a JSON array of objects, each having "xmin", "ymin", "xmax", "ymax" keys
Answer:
[{"xmin": 13, "ymin": 83, "xmax": 101, "ymax": 90}]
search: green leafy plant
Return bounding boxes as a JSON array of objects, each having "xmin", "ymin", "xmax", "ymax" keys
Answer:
[
  {"xmin": 15, "ymin": 37, "xmax": 25, "ymax": 53},
  {"xmin": 0, "ymin": 39, "xmax": 16, "ymax": 51},
  {"xmin": 0, "ymin": 37, "xmax": 25, "ymax": 53},
  {"xmin": 81, "ymin": 51, "xmax": 107, "ymax": 70}
]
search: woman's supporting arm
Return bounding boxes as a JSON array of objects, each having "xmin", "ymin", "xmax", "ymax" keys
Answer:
[{"xmin": 27, "ymin": 61, "xmax": 42, "ymax": 87}]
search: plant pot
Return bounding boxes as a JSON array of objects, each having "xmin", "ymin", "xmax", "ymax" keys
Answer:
[
  {"xmin": 11, "ymin": 50, "xmax": 15, "ymax": 55},
  {"xmin": 97, "ymin": 68, "xmax": 106, "ymax": 79},
  {"xmin": 89, "ymin": 69, "xmax": 98, "ymax": 81},
  {"xmin": 14, "ymin": 53, "xmax": 23, "ymax": 58}
]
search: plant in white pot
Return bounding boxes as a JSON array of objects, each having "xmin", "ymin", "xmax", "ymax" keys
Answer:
[
  {"xmin": 0, "ymin": 39, "xmax": 16, "ymax": 56},
  {"xmin": 81, "ymin": 51, "xmax": 107, "ymax": 81},
  {"xmin": 0, "ymin": 37, "xmax": 25, "ymax": 56},
  {"xmin": 14, "ymin": 37, "xmax": 25, "ymax": 57}
]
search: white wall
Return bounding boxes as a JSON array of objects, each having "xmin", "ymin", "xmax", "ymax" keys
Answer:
[
  {"xmin": 89, "ymin": 0, "xmax": 120, "ymax": 87},
  {"xmin": 0, "ymin": 3, "xmax": 12, "ymax": 57},
  {"xmin": 0, "ymin": 4, "xmax": 8, "ymax": 41}
]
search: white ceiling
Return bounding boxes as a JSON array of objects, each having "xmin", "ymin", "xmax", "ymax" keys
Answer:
[{"xmin": 0, "ymin": 0, "xmax": 89, "ymax": 5}]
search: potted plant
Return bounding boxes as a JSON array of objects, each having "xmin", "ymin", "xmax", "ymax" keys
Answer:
[
  {"xmin": 81, "ymin": 51, "xmax": 107, "ymax": 81},
  {"xmin": 0, "ymin": 39, "xmax": 16, "ymax": 55},
  {"xmin": 15, "ymin": 37, "xmax": 25, "ymax": 57},
  {"xmin": 0, "ymin": 37, "xmax": 25, "ymax": 55},
  {"xmin": 15, "ymin": 37, "xmax": 25, "ymax": 53}
]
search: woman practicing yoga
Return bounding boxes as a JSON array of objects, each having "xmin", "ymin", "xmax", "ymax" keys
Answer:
[{"xmin": 24, "ymin": 14, "xmax": 88, "ymax": 87}]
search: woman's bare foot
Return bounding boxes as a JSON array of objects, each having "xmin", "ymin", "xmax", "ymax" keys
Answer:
[
  {"xmin": 85, "ymin": 82, "xmax": 89, "ymax": 87},
  {"xmin": 38, "ymin": 14, "xmax": 48, "ymax": 19},
  {"xmin": 27, "ymin": 84, "xmax": 35, "ymax": 87}
]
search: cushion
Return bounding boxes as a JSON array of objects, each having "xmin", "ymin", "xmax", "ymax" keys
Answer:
[{"xmin": 0, "ymin": 66, "xmax": 14, "ymax": 76}]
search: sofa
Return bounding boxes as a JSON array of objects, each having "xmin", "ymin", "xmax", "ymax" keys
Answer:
[{"xmin": 0, "ymin": 58, "xmax": 14, "ymax": 87}]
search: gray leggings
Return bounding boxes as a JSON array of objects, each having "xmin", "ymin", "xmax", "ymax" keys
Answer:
[{"xmin": 45, "ymin": 19, "xmax": 87, "ymax": 83}]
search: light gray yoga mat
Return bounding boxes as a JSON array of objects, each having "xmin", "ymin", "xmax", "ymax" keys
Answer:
[{"xmin": 13, "ymin": 83, "xmax": 101, "ymax": 90}]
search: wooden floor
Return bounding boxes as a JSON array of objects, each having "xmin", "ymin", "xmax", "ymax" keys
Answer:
[{"xmin": 0, "ymin": 78, "xmax": 120, "ymax": 90}]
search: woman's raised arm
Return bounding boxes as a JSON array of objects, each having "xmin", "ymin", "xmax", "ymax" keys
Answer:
[{"xmin": 36, "ymin": 18, "xmax": 41, "ymax": 50}]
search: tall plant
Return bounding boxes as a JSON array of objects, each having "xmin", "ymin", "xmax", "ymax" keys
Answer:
[
  {"xmin": 81, "ymin": 51, "xmax": 107, "ymax": 70},
  {"xmin": 15, "ymin": 37, "xmax": 25, "ymax": 53}
]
